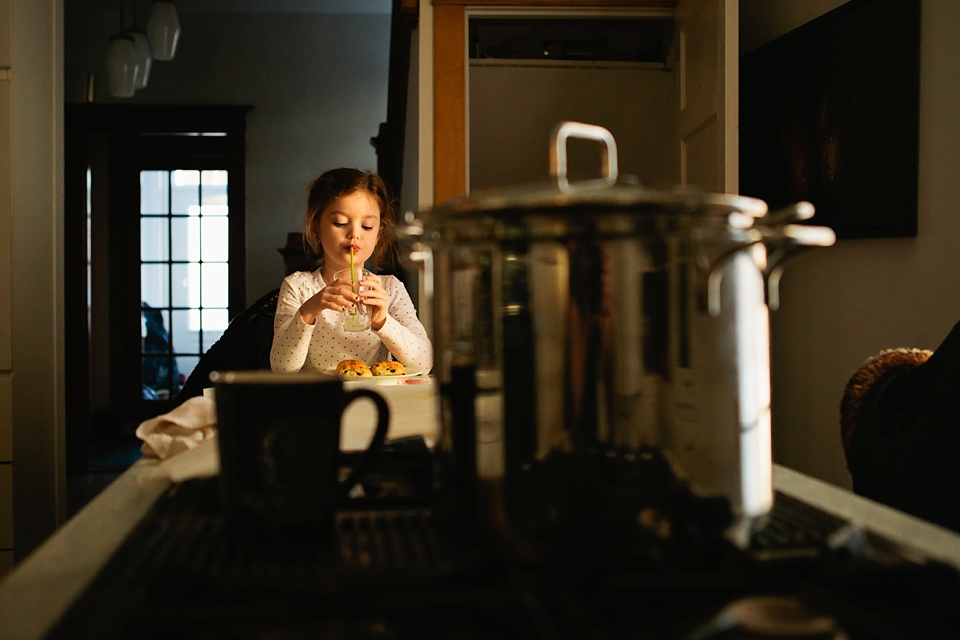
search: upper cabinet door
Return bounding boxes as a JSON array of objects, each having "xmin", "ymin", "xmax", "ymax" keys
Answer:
[{"xmin": 676, "ymin": 0, "xmax": 738, "ymax": 192}]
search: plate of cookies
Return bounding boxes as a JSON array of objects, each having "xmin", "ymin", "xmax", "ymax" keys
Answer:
[{"xmin": 330, "ymin": 359, "xmax": 423, "ymax": 381}]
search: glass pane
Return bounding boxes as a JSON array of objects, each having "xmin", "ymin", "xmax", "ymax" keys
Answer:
[
  {"xmin": 171, "ymin": 170, "xmax": 200, "ymax": 215},
  {"xmin": 201, "ymin": 308, "xmax": 230, "ymax": 334},
  {"xmin": 141, "ymin": 306, "xmax": 171, "ymax": 354},
  {"xmin": 140, "ymin": 217, "xmax": 169, "ymax": 261},
  {"xmin": 171, "ymin": 309, "xmax": 200, "ymax": 353},
  {"xmin": 201, "ymin": 170, "xmax": 228, "ymax": 215},
  {"xmin": 200, "ymin": 203, "xmax": 229, "ymax": 217},
  {"xmin": 176, "ymin": 355, "xmax": 199, "ymax": 387},
  {"xmin": 141, "ymin": 264, "xmax": 169, "ymax": 308},
  {"xmin": 170, "ymin": 216, "xmax": 200, "ymax": 262},
  {"xmin": 200, "ymin": 217, "xmax": 229, "ymax": 261},
  {"xmin": 171, "ymin": 262, "xmax": 199, "ymax": 308},
  {"xmin": 200, "ymin": 263, "xmax": 229, "ymax": 308},
  {"xmin": 142, "ymin": 355, "xmax": 173, "ymax": 398},
  {"xmin": 140, "ymin": 171, "xmax": 169, "ymax": 214}
]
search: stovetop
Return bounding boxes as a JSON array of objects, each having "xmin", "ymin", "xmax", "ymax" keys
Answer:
[{"xmin": 48, "ymin": 446, "xmax": 960, "ymax": 640}]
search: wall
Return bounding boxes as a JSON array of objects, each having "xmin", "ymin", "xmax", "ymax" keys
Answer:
[
  {"xmin": 1, "ymin": 0, "xmax": 66, "ymax": 567},
  {"xmin": 743, "ymin": 1, "xmax": 960, "ymax": 491},
  {"xmin": 64, "ymin": 1, "xmax": 391, "ymax": 301}
]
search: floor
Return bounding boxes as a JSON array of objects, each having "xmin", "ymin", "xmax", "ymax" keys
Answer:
[{"xmin": 66, "ymin": 437, "xmax": 144, "ymax": 519}]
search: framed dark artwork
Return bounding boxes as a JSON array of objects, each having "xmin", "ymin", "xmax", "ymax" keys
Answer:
[{"xmin": 740, "ymin": 0, "xmax": 920, "ymax": 239}]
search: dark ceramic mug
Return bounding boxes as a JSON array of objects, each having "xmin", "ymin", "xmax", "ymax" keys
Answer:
[{"xmin": 212, "ymin": 370, "xmax": 389, "ymax": 526}]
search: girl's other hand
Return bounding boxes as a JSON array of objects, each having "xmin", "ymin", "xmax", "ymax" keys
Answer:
[{"xmin": 357, "ymin": 273, "xmax": 388, "ymax": 330}]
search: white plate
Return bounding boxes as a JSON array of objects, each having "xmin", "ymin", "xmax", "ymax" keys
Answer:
[{"xmin": 325, "ymin": 368, "xmax": 424, "ymax": 382}]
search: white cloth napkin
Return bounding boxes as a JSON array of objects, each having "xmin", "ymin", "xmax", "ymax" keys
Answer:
[
  {"xmin": 135, "ymin": 396, "xmax": 218, "ymax": 460},
  {"xmin": 138, "ymin": 437, "xmax": 220, "ymax": 483}
]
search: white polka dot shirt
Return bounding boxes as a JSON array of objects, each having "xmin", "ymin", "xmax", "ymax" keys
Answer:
[{"xmin": 270, "ymin": 269, "xmax": 433, "ymax": 375}]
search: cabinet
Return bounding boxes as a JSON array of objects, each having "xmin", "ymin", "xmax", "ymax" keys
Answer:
[{"xmin": 431, "ymin": 0, "xmax": 737, "ymax": 201}]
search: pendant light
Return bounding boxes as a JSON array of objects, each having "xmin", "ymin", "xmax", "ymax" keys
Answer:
[
  {"xmin": 146, "ymin": 1, "xmax": 181, "ymax": 61},
  {"xmin": 125, "ymin": 28, "xmax": 152, "ymax": 89},
  {"xmin": 124, "ymin": 2, "xmax": 152, "ymax": 90},
  {"xmin": 105, "ymin": 1, "xmax": 141, "ymax": 98},
  {"xmin": 105, "ymin": 33, "xmax": 140, "ymax": 98}
]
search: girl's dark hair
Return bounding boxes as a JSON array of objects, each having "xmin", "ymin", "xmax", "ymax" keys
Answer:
[{"xmin": 302, "ymin": 168, "xmax": 400, "ymax": 270}]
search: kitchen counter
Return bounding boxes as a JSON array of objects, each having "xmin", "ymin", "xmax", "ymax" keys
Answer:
[
  {"xmin": 0, "ymin": 460, "xmax": 170, "ymax": 640},
  {"xmin": 3, "ymin": 379, "xmax": 960, "ymax": 638},
  {"xmin": 0, "ymin": 376, "xmax": 441, "ymax": 640}
]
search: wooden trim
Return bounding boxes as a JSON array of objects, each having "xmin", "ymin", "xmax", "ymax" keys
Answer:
[
  {"xmin": 64, "ymin": 104, "xmax": 252, "ymax": 135},
  {"xmin": 433, "ymin": 4, "xmax": 466, "ymax": 203},
  {"xmin": 433, "ymin": 1, "xmax": 676, "ymax": 6},
  {"xmin": 373, "ymin": 0, "xmax": 419, "ymax": 203}
]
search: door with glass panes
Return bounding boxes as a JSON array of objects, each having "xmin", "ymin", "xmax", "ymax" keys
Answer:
[{"xmin": 106, "ymin": 133, "xmax": 245, "ymax": 430}]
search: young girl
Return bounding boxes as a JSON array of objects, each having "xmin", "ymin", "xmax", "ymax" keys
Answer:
[{"xmin": 270, "ymin": 168, "xmax": 432, "ymax": 375}]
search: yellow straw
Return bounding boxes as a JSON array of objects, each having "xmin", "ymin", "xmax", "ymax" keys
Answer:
[{"xmin": 350, "ymin": 246, "xmax": 357, "ymax": 292}]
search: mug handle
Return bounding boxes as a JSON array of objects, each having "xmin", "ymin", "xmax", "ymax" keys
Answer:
[{"xmin": 336, "ymin": 388, "xmax": 390, "ymax": 500}]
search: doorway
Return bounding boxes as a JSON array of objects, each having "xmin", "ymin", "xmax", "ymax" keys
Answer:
[{"xmin": 65, "ymin": 104, "xmax": 249, "ymax": 475}]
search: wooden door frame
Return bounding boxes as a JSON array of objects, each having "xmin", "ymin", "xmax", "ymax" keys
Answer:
[{"xmin": 64, "ymin": 104, "xmax": 250, "ymax": 473}]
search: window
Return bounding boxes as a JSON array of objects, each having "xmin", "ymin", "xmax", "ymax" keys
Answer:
[{"xmin": 139, "ymin": 169, "xmax": 231, "ymax": 400}]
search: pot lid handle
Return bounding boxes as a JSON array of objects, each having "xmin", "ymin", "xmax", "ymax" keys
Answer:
[{"xmin": 549, "ymin": 121, "xmax": 619, "ymax": 192}]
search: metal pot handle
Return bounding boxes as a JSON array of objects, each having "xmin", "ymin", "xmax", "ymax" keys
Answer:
[
  {"xmin": 691, "ymin": 227, "xmax": 764, "ymax": 317},
  {"xmin": 762, "ymin": 224, "xmax": 836, "ymax": 311},
  {"xmin": 408, "ymin": 241, "xmax": 434, "ymax": 300},
  {"xmin": 549, "ymin": 121, "xmax": 619, "ymax": 191},
  {"xmin": 691, "ymin": 202, "xmax": 836, "ymax": 315},
  {"xmin": 755, "ymin": 202, "xmax": 836, "ymax": 311},
  {"xmin": 399, "ymin": 212, "xmax": 435, "ymax": 300}
]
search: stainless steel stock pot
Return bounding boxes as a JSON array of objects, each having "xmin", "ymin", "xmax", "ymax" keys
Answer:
[{"xmin": 402, "ymin": 122, "xmax": 835, "ymax": 557}]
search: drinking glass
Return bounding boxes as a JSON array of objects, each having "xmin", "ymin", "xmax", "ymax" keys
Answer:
[{"xmin": 335, "ymin": 267, "xmax": 371, "ymax": 331}]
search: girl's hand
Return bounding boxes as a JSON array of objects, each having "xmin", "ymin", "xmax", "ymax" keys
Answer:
[
  {"xmin": 299, "ymin": 274, "xmax": 363, "ymax": 325},
  {"xmin": 356, "ymin": 273, "xmax": 388, "ymax": 330}
]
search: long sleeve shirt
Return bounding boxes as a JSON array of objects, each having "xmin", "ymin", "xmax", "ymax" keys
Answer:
[{"xmin": 270, "ymin": 269, "xmax": 433, "ymax": 375}]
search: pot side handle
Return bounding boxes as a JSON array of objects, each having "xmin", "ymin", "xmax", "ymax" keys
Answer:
[
  {"xmin": 690, "ymin": 228, "xmax": 764, "ymax": 317},
  {"xmin": 398, "ymin": 211, "xmax": 435, "ymax": 300},
  {"xmin": 762, "ymin": 224, "xmax": 836, "ymax": 311},
  {"xmin": 549, "ymin": 121, "xmax": 619, "ymax": 191},
  {"xmin": 756, "ymin": 202, "xmax": 837, "ymax": 311},
  {"xmin": 692, "ymin": 202, "xmax": 836, "ymax": 316}
]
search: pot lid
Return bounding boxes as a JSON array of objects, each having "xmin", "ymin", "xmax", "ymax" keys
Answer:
[
  {"xmin": 414, "ymin": 122, "xmax": 768, "ymax": 236},
  {"xmin": 425, "ymin": 176, "xmax": 768, "ymax": 221},
  {"xmin": 407, "ymin": 180, "xmax": 771, "ymax": 246}
]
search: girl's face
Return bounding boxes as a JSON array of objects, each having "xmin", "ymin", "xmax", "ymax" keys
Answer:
[{"xmin": 318, "ymin": 190, "xmax": 382, "ymax": 273}]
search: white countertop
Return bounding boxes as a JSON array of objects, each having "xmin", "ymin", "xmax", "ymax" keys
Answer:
[
  {"xmin": 0, "ymin": 462, "xmax": 171, "ymax": 640},
  {"xmin": 3, "ymin": 379, "xmax": 960, "ymax": 639},
  {"xmin": 773, "ymin": 464, "xmax": 960, "ymax": 571}
]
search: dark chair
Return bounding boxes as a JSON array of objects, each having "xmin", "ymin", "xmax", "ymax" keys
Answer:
[
  {"xmin": 175, "ymin": 288, "xmax": 280, "ymax": 404},
  {"xmin": 840, "ymin": 320, "xmax": 960, "ymax": 533}
]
